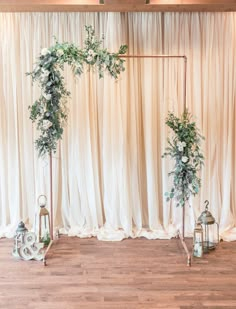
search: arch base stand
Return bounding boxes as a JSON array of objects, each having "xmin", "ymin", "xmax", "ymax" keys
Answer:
[
  {"xmin": 43, "ymin": 239, "xmax": 54, "ymax": 266},
  {"xmin": 177, "ymin": 230, "xmax": 191, "ymax": 267}
]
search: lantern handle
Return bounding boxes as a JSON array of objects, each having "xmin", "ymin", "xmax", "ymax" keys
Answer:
[
  {"xmin": 204, "ymin": 200, "xmax": 209, "ymax": 211},
  {"xmin": 38, "ymin": 195, "xmax": 47, "ymax": 207}
]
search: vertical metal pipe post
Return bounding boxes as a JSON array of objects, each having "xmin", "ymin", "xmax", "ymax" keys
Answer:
[
  {"xmin": 49, "ymin": 152, "xmax": 53, "ymax": 241},
  {"xmin": 182, "ymin": 56, "xmax": 187, "ymax": 240}
]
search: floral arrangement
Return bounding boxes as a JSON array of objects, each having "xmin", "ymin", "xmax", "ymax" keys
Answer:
[
  {"xmin": 27, "ymin": 25, "xmax": 128, "ymax": 157},
  {"xmin": 42, "ymin": 231, "xmax": 50, "ymax": 247},
  {"xmin": 162, "ymin": 110, "xmax": 204, "ymax": 207}
]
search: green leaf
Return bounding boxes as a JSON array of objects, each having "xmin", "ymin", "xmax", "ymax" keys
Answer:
[{"xmin": 118, "ymin": 45, "xmax": 128, "ymax": 54}]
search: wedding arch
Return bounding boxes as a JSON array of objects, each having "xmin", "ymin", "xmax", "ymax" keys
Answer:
[{"xmin": 28, "ymin": 26, "xmax": 193, "ymax": 266}]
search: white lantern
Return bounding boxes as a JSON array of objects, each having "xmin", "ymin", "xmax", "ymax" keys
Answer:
[
  {"xmin": 193, "ymin": 222, "xmax": 203, "ymax": 258},
  {"xmin": 12, "ymin": 221, "xmax": 28, "ymax": 258},
  {"xmin": 37, "ymin": 195, "xmax": 50, "ymax": 245}
]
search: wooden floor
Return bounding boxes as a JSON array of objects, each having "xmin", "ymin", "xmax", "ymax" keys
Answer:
[{"xmin": 1, "ymin": 236, "xmax": 236, "ymax": 309}]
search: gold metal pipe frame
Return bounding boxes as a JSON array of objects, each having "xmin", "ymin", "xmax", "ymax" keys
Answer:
[
  {"xmin": 44, "ymin": 54, "xmax": 191, "ymax": 266},
  {"xmin": 178, "ymin": 230, "xmax": 192, "ymax": 266},
  {"xmin": 50, "ymin": 151, "xmax": 54, "ymax": 242},
  {"xmin": 121, "ymin": 55, "xmax": 187, "ymax": 59}
]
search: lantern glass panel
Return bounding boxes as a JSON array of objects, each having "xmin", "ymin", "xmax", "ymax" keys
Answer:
[
  {"xmin": 202, "ymin": 222, "xmax": 219, "ymax": 253},
  {"xmin": 39, "ymin": 206, "xmax": 50, "ymax": 243},
  {"xmin": 193, "ymin": 224, "xmax": 203, "ymax": 258}
]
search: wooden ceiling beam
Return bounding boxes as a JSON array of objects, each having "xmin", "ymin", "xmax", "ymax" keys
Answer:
[{"xmin": 0, "ymin": 0, "xmax": 236, "ymax": 12}]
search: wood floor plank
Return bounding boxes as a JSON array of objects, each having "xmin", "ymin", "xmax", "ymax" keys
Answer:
[{"xmin": 0, "ymin": 236, "xmax": 236, "ymax": 308}]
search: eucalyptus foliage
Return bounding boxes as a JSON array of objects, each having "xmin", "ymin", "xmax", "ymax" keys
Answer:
[
  {"xmin": 28, "ymin": 25, "xmax": 128, "ymax": 157},
  {"xmin": 162, "ymin": 110, "xmax": 204, "ymax": 207}
]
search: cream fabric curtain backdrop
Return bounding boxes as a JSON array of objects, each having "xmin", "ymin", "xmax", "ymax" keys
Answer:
[{"xmin": 0, "ymin": 12, "xmax": 235, "ymax": 241}]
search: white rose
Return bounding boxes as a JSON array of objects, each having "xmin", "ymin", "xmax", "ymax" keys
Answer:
[
  {"xmin": 42, "ymin": 120, "xmax": 52, "ymax": 130},
  {"xmin": 56, "ymin": 49, "xmax": 64, "ymax": 57},
  {"xmin": 43, "ymin": 93, "xmax": 51, "ymax": 100},
  {"xmin": 86, "ymin": 55, "xmax": 93, "ymax": 62},
  {"xmin": 177, "ymin": 141, "xmax": 186, "ymax": 151},
  {"xmin": 88, "ymin": 49, "xmax": 95, "ymax": 56},
  {"xmin": 182, "ymin": 156, "xmax": 188, "ymax": 163},
  {"xmin": 41, "ymin": 48, "xmax": 50, "ymax": 56},
  {"xmin": 177, "ymin": 141, "xmax": 186, "ymax": 147}
]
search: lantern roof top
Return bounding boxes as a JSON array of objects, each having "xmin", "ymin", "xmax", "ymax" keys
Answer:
[
  {"xmin": 198, "ymin": 200, "xmax": 215, "ymax": 225},
  {"xmin": 16, "ymin": 221, "xmax": 28, "ymax": 233}
]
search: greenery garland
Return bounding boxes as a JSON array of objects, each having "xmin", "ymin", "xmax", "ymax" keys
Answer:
[
  {"xmin": 27, "ymin": 25, "xmax": 128, "ymax": 157},
  {"xmin": 162, "ymin": 110, "xmax": 204, "ymax": 207}
]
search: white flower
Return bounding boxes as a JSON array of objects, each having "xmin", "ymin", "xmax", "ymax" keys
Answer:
[
  {"xmin": 41, "ymin": 48, "xmax": 50, "ymax": 56},
  {"xmin": 42, "ymin": 69, "xmax": 50, "ymax": 76},
  {"xmin": 177, "ymin": 141, "xmax": 186, "ymax": 147},
  {"xmin": 40, "ymin": 69, "xmax": 50, "ymax": 82},
  {"xmin": 56, "ymin": 49, "xmax": 64, "ymax": 57},
  {"xmin": 42, "ymin": 120, "xmax": 52, "ymax": 130},
  {"xmin": 177, "ymin": 141, "xmax": 186, "ymax": 152},
  {"xmin": 86, "ymin": 55, "xmax": 93, "ymax": 62},
  {"xmin": 43, "ymin": 93, "xmax": 51, "ymax": 100},
  {"xmin": 181, "ymin": 156, "xmax": 188, "ymax": 163},
  {"xmin": 194, "ymin": 151, "xmax": 198, "ymax": 156},
  {"xmin": 88, "ymin": 49, "xmax": 95, "ymax": 56}
]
